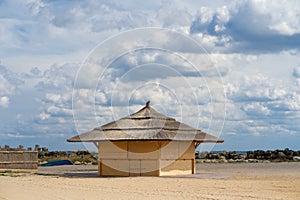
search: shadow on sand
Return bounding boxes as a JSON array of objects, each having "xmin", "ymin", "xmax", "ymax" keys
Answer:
[{"xmin": 37, "ymin": 166, "xmax": 231, "ymax": 179}]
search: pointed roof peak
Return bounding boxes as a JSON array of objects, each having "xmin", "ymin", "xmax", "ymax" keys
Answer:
[
  {"xmin": 129, "ymin": 102, "xmax": 173, "ymax": 120},
  {"xmin": 145, "ymin": 100, "xmax": 150, "ymax": 108}
]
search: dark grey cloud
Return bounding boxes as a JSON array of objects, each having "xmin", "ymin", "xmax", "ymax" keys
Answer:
[
  {"xmin": 293, "ymin": 67, "xmax": 300, "ymax": 78},
  {"xmin": 190, "ymin": 1, "xmax": 300, "ymax": 53}
]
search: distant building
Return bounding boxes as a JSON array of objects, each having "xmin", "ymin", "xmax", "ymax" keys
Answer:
[{"xmin": 68, "ymin": 101, "xmax": 223, "ymax": 176}]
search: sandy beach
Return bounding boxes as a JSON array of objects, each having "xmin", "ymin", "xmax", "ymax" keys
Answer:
[{"xmin": 0, "ymin": 162, "xmax": 299, "ymax": 200}]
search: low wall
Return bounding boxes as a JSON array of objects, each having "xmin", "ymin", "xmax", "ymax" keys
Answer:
[{"xmin": 0, "ymin": 150, "xmax": 38, "ymax": 172}]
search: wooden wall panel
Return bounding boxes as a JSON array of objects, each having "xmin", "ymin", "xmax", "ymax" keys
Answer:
[
  {"xmin": 160, "ymin": 141, "xmax": 179, "ymax": 159},
  {"xmin": 129, "ymin": 160, "xmax": 141, "ymax": 176},
  {"xmin": 99, "ymin": 159, "xmax": 129, "ymax": 176},
  {"xmin": 99, "ymin": 141, "xmax": 127, "ymax": 159},
  {"xmin": 178, "ymin": 142, "xmax": 195, "ymax": 159},
  {"xmin": 141, "ymin": 160, "xmax": 159, "ymax": 176},
  {"xmin": 160, "ymin": 159, "xmax": 192, "ymax": 176},
  {"xmin": 99, "ymin": 141, "xmax": 128, "ymax": 152},
  {"xmin": 128, "ymin": 141, "xmax": 159, "ymax": 159},
  {"xmin": 99, "ymin": 152, "xmax": 127, "ymax": 159}
]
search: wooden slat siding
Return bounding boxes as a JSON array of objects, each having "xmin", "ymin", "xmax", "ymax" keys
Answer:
[
  {"xmin": 0, "ymin": 151, "xmax": 38, "ymax": 170},
  {"xmin": 98, "ymin": 141, "xmax": 196, "ymax": 176}
]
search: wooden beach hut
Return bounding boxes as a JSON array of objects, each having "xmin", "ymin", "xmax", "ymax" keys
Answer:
[{"xmin": 67, "ymin": 101, "xmax": 223, "ymax": 176}]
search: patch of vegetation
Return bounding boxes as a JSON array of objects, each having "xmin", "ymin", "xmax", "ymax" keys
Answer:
[{"xmin": 38, "ymin": 149, "xmax": 98, "ymax": 165}]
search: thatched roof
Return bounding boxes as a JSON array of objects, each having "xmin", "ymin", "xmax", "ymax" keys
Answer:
[{"xmin": 67, "ymin": 101, "xmax": 223, "ymax": 143}]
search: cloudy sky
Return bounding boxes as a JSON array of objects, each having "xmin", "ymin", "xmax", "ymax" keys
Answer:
[{"xmin": 0, "ymin": 0, "xmax": 299, "ymax": 151}]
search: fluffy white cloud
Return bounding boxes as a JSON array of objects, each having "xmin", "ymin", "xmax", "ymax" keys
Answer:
[
  {"xmin": 0, "ymin": 65, "xmax": 25, "ymax": 108},
  {"xmin": 0, "ymin": 74, "xmax": 15, "ymax": 96},
  {"xmin": 0, "ymin": 96, "xmax": 9, "ymax": 107},
  {"xmin": 39, "ymin": 112, "xmax": 50, "ymax": 120},
  {"xmin": 267, "ymin": 93, "xmax": 300, "ymax": 112},
  {"xmin": 242, "ymin": 102, "xmax": 271, "ymax": 116}
]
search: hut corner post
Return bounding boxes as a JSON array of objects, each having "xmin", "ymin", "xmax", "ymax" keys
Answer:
[
  {"xmin": 194, "ymin": 141, "xmax": 201, "ymax": 148},
  {"xmin": 93, "ymin": 142, "xmax": 99, "ymax": 148}
]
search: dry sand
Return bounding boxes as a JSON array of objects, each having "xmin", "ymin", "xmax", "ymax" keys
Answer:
[{"xmin": 0, "ymin": 162, "xmax": 299, "ymax": 200}]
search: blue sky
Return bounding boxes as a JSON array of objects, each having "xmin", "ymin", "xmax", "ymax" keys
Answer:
[{"xmin": 0, "ymin": 0, "xmax": 299, "ymax": 151}]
